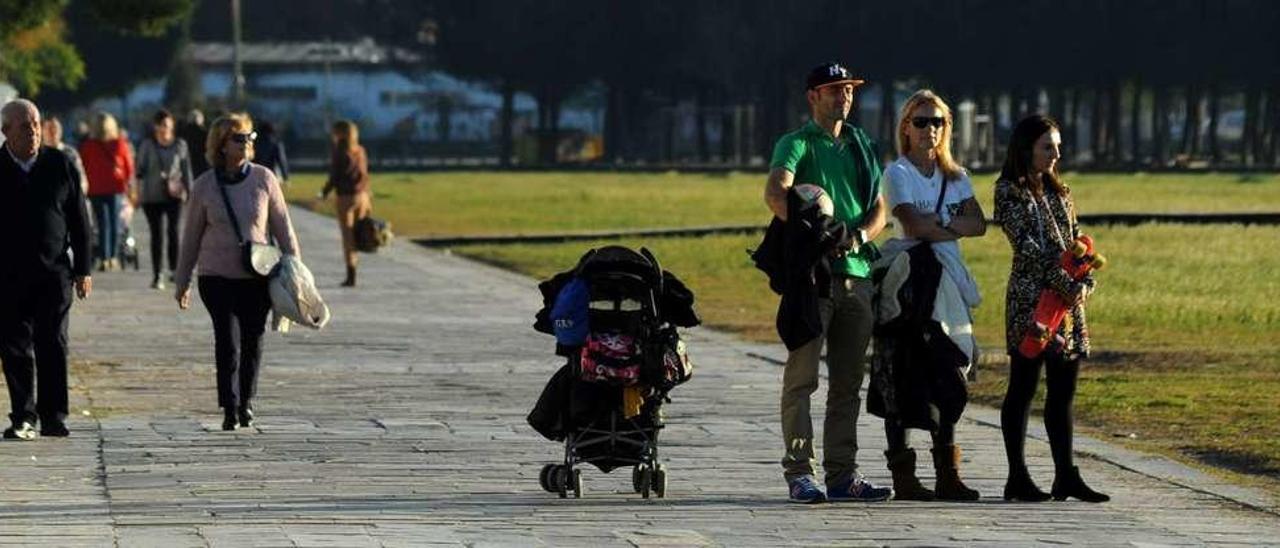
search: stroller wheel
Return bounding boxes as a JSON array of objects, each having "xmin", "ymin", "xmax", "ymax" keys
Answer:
[
  {"xmin": 572, "ymin": 469, "xmax": 583, "ymax": 498},
  {"xmin": 652, "ymin": 464, "xmax": 667, "ymax": 498},
  {"xmin": 639, "ymin": 467, "xmax": 653, "ymax": 499},
  {"xmin": 539, "ymin": 464, "xmax": 557, "ymax": 493},
  {"xmin": 632, "ymin": 465, "xmax": 646, "ymax": 494},
  {"xmin": 555, "ymin": 466, "xmax": 569, "ymax": 499}
]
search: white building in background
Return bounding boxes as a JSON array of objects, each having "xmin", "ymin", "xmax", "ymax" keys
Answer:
[{"xmin": 87, "ymin": 38, "xmax": 602, "ymax": 162}]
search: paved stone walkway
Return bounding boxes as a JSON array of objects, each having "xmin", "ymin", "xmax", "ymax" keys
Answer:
[{"xmin": 2, "ymin": 207, "xmax": 1279, "ymax": 547}]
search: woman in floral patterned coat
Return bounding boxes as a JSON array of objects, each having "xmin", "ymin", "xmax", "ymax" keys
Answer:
[{"xmin": 993, "ymin": 114, "xmax": 1109, "ymax": 503}]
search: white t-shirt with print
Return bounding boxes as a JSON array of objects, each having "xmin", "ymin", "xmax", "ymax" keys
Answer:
[{"xmin": 882, "ymin": 156, "xmax": 975, "ymax": 251}]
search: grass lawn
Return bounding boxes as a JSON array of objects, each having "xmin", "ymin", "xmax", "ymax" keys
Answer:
[
  {"xmin": 284, "ymin": 171, "xmax": 1280, "ymax": 237},
  {"xmin": 287, "ymin": 169, "xmax": 1280, "ymax": 491}
]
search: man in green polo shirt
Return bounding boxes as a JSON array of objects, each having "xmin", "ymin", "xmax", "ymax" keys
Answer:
[{"xmin": 763, "ymin": 62, "xmax": 890, "ymax": 504}]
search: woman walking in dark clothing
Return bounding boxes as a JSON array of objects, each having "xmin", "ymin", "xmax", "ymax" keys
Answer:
[
  {"xmin": 254, "ymin": 121, "xmax": 289, "ymax": 185},
  {"xmin": 993, "ymin": 114, "xmax": 1108, "ymax": 503},
  {"xmin": 174, "ymin": 113, "xmax": 300, "ymax": 431},
  {"xmin": 320, "ymin": 120, "xmax": 370, "ymax": 287},
  {"xmin": 136, "ymin": 109, "xmax": 194, "ymax": 289}
]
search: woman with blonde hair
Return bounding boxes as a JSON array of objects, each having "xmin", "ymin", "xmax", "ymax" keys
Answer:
[
  {"xmin": 174, "ymin": 113, "xmax": 300, "ymax": 431},
  {"xmin": 871, "ymin": 89, "xmax": 986, "ymax": 501},
  {"xmin": 320, "ymin": 119, "xmax": 370, "ymax": 287},
  {"xmin": 78, "ymin": 111, "xmax": 134, "ymax": 270}
]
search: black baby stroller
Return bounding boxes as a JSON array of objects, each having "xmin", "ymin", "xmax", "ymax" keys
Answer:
[
  {"xmin": 118, "ymin": 215, "xmax": 140, "ymax": 270},
  {"xmin": 528, "ymin": 246, "xmax": 699, "ymax": 499},
  {"xmin": 91, "ymin": 201, "xmax": 140, "ymax": 270}
]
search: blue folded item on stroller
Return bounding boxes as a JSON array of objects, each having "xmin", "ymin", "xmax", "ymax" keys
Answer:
[{"xmin": 550, "ymin": 276, "xmax": 590, "ymax": 346}]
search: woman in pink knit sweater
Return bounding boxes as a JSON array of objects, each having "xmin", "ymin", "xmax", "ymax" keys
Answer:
[{"xmin": 174, "ymin": 113, "xmax": 300, "ymax": 431}]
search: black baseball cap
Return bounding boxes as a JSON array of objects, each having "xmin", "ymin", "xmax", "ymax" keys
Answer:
[{"xmin": 806, "ymin": 62, "xmax": 865, "ymax": 91}]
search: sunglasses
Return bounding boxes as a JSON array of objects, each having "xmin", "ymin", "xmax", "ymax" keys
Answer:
[
  {"xmin": 911, "ymin": 116, "xmax": 946, "ymax": 129},
  {"xmin": 230, "ymin": 131, "xmax": 257, "ymax": 144}
]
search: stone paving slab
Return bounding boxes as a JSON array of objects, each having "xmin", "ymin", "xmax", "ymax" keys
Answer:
[{"xmin": 1, "ymin": 206, "xmax": 1279, "ymax": 546}]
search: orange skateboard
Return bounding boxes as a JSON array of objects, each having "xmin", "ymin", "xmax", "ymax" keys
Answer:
[{"xmin": 1017, "ymin": 235, "xmax": 1107, "ymax": 359}]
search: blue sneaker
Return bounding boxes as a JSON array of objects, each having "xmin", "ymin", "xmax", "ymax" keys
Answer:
[
  {"xmin": 827, "ymin": 473, "xmax": 893, "ymax": 502},
  {"xmin": 787, "ymin": 474, "xmax": 827, "ymax": 504}
]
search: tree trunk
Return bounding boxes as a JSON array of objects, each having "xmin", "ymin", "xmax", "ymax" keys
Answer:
[
  {"xmin": 1090, "ymin": 87, "xmax": 1105, "ymax": 167},
  {"xmin": 1206, "ymin": 83, "xmax": 1221, "ymax": 164},
  {"xmin": 985, "ymin": 91, "xmax": 998, "ymax": 167},
  {"xmin": 1129, "ymin": 80, "xmax": 1142, "ymax": 166},
  {"xmin": 880, "ymin": 81, "xmax": 896, "ymax": 159},
  {"xmin": 1242, "ymin": 83, "xmax": 1262, "ymax": 166},
  {"xmin": 1267, "ymin": 85, "xmax": 1280, "ymax": 166},
  {"xmin": 720, "ymin": 96, "xmax": 734, "ymax": 164},
  {"xmin": 1051, "ymin": 87, "xmax": 1069, "ymax": 132},
  {"xmin": 1024, "ymin": 87, "xmax": 1040, "ymax": 116},
  {"xmin": 437, "ymin": 95, "xmax": 453, "ymax": 144},
  {"xmin": 1106, "ymin": 80, "xmax": 1122, "ymax": 166},
  {"xmin": 535, "ymin": 88, "xmax": 562, "ymax": 165},
  {"xmin": 499, "ymin": 83, "xmax": 514, "ymax": 166},
  {"xmin": 1180, "ymin": 84, "xmax": 1201, "ymax": 159},
  {"xmin": 1152, "ymin": 85, "xmax": 1169, "ymax": 167},
  {"xmin": 696, "ymin": 87, "xmax": 710, "ymax": 163},
  {"xmin": 602, "ymin": 82, "xmax": 620, "ymax": 163},
  {"xmin": 1067, "ymin": 87, "xmax": 1082, "ymax": 160}
]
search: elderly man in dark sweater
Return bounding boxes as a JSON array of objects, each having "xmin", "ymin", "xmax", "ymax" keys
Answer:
[{"xmin": 0, "ymin": 99, "xmax": 93, "ymax": 440}]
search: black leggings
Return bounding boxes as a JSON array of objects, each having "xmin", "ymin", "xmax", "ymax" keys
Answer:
[
  {"xmin": 142, "ymin": 202, "xmax": 181, "ymax": 277},
  {"xmin": 885, "ymin": 422, "xmax": 955, "ymax": 452},
  {"xmin": 198, "ymin": 276, "xmax": 271, "ymax": 410},
  {"xmin": 1001, "ymin": 352, "xmax": 1080, "ymax": 476}
]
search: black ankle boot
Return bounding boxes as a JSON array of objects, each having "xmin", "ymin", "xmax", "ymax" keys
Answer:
[
  {"xmin": 237, "ymin": 405, "xmax": 254, "ymax": 428},
  {"xmin": 221, "ymin": 408, "xmax": 238, "ymax": 431},
  {"xmin": 341, "ymin": 265, "xmax": 356, "ymax": 287},
  {"xmin": 1051, "ymin": 466, "xmax": 1110, "ymax": 503},
  {"xmin": 1003, "ymin": 470, "xmax": 1051, "ymax": 502}
]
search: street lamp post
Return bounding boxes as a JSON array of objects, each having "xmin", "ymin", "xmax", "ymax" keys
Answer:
[{"xmin": 230, "ymin": 0, "xmax": 246, "ymax": 106}]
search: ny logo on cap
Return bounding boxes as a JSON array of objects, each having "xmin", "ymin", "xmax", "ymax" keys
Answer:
[{"xmin": 828, "ymin": 65, "xmax": 847, "ymax": 77}]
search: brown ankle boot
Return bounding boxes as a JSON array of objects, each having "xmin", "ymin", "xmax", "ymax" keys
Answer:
[
  {"xmin": 885, "ymin": 448, "xmax": 934, "ymax": 501},
  {"xmin": 932, "ymin": 445, "xmax": 980, "ymax": 501}
]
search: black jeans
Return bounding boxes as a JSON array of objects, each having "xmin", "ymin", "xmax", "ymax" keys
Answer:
[
  {"xmin": 1001, "ymin": 352, "xmax": 1081, "ymax": 476},
  {"xmin": 885, "ymin": 421, "xmax": 956, "ymax": 452},
  {"xmin": 0, "ymin": 273, "xmax": 72, "ymax": 427},
  {"xmin": 142, "ymin": 201, "xmax": 181, "ymax": 278},
  {"xmin": 198, "ymin": 276, "xmax": 271, "ymax": 410}
]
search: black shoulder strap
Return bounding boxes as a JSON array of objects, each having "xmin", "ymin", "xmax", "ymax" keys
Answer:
[
  {"xmin": 214, "ymin": 179, "xmax": 247, "ymax": 246},
  {"xmin": 934, "ymin": 174, "xmax": 949, "ymax": 215}
]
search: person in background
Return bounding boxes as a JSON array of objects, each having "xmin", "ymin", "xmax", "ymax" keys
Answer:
[
  {"xmin": 42, "ymin": 116, "xmax": 93, "ymax": 238},
  {"xmin": 178, "ymin": 109, "xmax": 210, "ymax": 178},
  {"xmin": 41, "ymin": 116, "xmax": 88, "ymax": 195},
  {"xmin": 73, "ymin": 119, "xmax": 91, "ymax": 146},
  {"xmin": 135, "ymin": 109, "xmax": 194, "ymax": 289},
  {"xmin": 254, "ymin": 121, "xmax": 289, "ymax": 186},
  {"xmin": 320, "ymin": 120, "xmax": 371, "ymax": 288},
  {"xmin": 78, "ymin": 111, "xmax": 134, "ymax": 271},
  {"xmin": 174, "ymin": 113, "xmax": 300, "ymax": 431}
]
